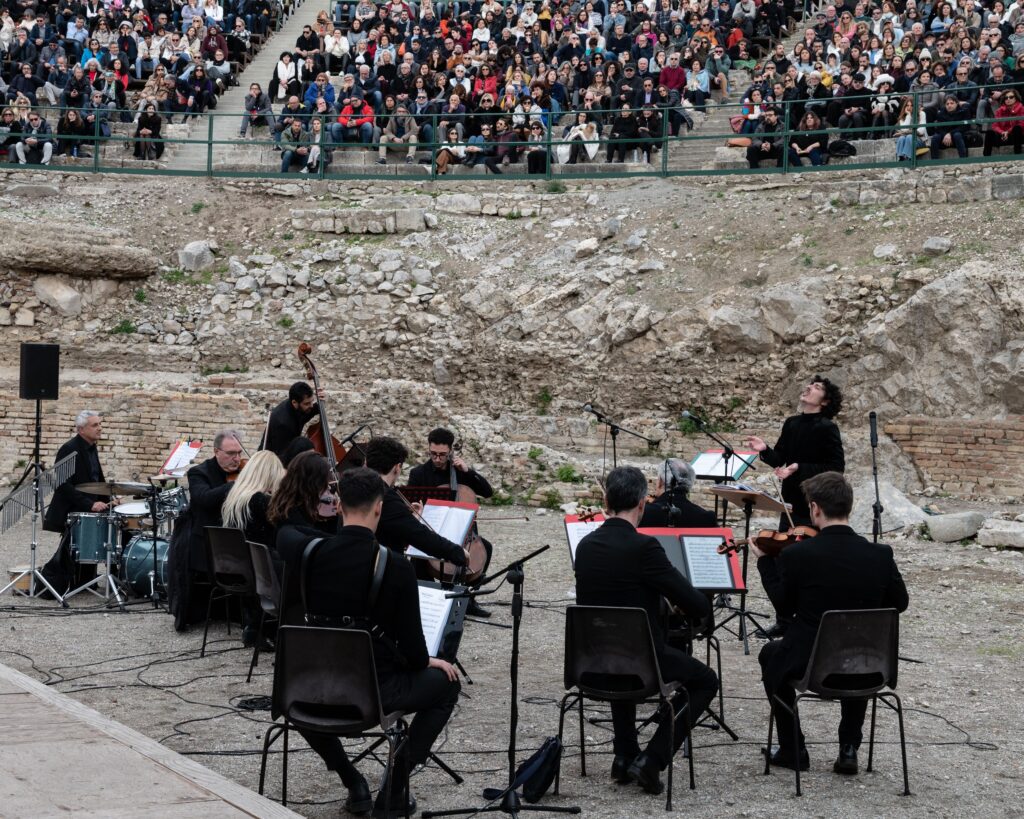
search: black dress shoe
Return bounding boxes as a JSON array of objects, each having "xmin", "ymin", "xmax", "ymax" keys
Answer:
[
  {"xmin": 833, "ymin": 744, "xmax": 858, "ymax": 775},
  {"xmin": 627, "ymin": 753, "xmax": 665, "ymax": 795},
  {"xmin": 466, "ymin": 600, "xmax": 491, "ymax": 618},
  {"xmin": 765, "ymin": 746, "xmax": 810, "ymax": 771},
  {"xmin": 610, "ymin": 754, "xmax": 636, "ymax": 784},
  {"xmin": 755, "ymin": 621, "xmax": 789, "ymax": 639},
  {"xmin": 242, "ymin": 627, "xmax": 274, "ymax": 651},
  {"xmin": 345, "ymin": 775, "xmax": 373, "ymax": 815},
  {"xmin": 371, "ymin": 789, "xmax": 416, "ymax": 818}
]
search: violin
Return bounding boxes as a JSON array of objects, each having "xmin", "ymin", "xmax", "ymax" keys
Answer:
[
  {"xmin": 718, "ymin": 525, "xmax": 818, "ymax": 557},
  {"xmin": 225, "ymin": 457, "xmax": 249, "ymax": 482},
  {"xmin": 576, "ymin": 504, "xmax": 604, "ymax": 522},
  {"xmin": 297, "ymin": 342, "xmax": 348, "ymax": 483}
]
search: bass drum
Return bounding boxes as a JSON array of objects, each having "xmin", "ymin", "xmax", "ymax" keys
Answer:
[{"xmin": 120, "ymin": 534, "xmax": 169, "ymax": 597}]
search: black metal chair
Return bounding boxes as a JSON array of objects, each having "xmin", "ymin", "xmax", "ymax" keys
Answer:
[
  {"xmin": 258, "ymin": 626, "xmax": 408, "ymax": 813},
  {"xmin": 554, "ymin": 605, "xmax": 693, "ymax": 811},
  {"xmin": 765, "ymin": 608, "xmax": 910, "ymax": 797},
  {"xmin": 246, "ymin": 540, "xmax": 284, "ymax": 683},
  {"xmin": 201, "ymin": 526, "xmax": 256, "ymax": 657}
]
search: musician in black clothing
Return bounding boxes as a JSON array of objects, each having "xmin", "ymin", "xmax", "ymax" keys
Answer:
[
  {"xmin": 755, "ymin": 472, "xmax": 908, "ymax": 776},
  {"xmin": 745, "ymin": 376, "xmax": 845, "ymax": 529},
  {"xmin": 639, "ymin": 459, "xmax": 717, "ymax": 528},
  {"xmin": 260, "ymin": 381, "xmax": 323, "ymax": 457},
  {"xmin": 575, "ymin": 466, "xmax": 719, "ymax": 796},
  {"xmin": 40, "ymin": 410, "xmax": 110, "ymax": 594},
  {"xmin": 290, "ymin": 467, "xmax": 461, "ymax": 818},
  {"xmin": 407, "ymin": 427, "xmax": 494, "ymax": 616},
  {"xmin": 364, "ymin": 436, "xmax": 469, "ymax": 569}
]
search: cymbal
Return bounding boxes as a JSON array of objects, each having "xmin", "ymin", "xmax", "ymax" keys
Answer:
[{"xmin": 76, "ymin": 481, "xmax": 153, "ymax": 497}]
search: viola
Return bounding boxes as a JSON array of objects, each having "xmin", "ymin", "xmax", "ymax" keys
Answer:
[
  {"xmin": 225, "ymin": 457, "xmax": 249, "ymax": 482},
  {"xmin": 718, "ymin": 525, "xmax": 818, "ymax": 557}
]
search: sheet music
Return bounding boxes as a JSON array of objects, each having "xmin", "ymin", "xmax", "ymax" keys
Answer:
[
  {"xmin": 421, "ymin": 501, "xmax": 476, "ymax": 546},
  {"xmin": 565, "ymin": 519, "xmax": 603, "ymax": 564},
  {"xmin": 691, "ymin": 450, "xmax": 757, "ymax": 479},
  {"xmin": 418, "ymin": 583, "xmax": 454, "ymax": 656},
  {"xmin": 406, "ymin": 546, "xmax": 431, "ymax": 560},
  {"xmin": 162, "ymin": 440, "xmax": 202, "ymax": 475},
  {"xmin": 682, "ymin": 536, "xmax": 734, "ymax": 589}
]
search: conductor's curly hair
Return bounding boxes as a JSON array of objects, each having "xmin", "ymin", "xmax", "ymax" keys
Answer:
[{"xmin": 812, "ymin": 375, "xmax": 843, "ymax": 419}]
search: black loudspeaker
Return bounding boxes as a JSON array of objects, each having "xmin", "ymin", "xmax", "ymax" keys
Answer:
[{"xmin": 19, "ymin": 343, "xmax": 60, "ymax": 400}]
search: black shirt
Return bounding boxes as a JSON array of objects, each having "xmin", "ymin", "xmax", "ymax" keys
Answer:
[
  {"xmin": 376, "ymin": 486, "xmax": 467, "ymax": 566},
  {"xmin": 639, "ymin": 490, "xmax": 718, "ymax": 529},
  {"xmin": 406, "ymin": 461, "xmax": 494, "ymax": 498},
  {"xmin": 759, "ymin": 413, "xmax": 844, "ymax": 525},
  {"xmin": 261, "ymin": 397, "xmax": 318, "ymax": 458}
]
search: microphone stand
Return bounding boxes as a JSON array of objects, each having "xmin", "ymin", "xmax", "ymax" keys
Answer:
[
  {"xmin": 684, "ymin": 413, "xmax": 755, "ymax": 524},
  {"xmin": 586, "ymin": 406, "xmax": 657, "ymax": 469},
  {"xmin": 869, "ymin": 411, "xmax": 884, "ymax": 543},
  {"xmin": 422, "ymin": 545, "xmax": 581, "ymax": 819}
]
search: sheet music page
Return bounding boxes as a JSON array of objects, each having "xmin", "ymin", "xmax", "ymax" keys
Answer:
[
  {"xmin": 163, "ymin": 441, "xmax": 202, "ymax": 474},
  {"xmin": 682, "ymin": 536, "xmax": 734, "ymax": 589},
  {"xmin": 418, "ymin": 583, "xmax": 454, "ymax": 656},
  {"xmin": 565, "ymin": 519, "xmax": 604, "ymax": 563},
  {"xmin": 419, "ymin": 503, "xmax": 450, "ymax": 537},
  {"xmin": 690, "ymin": 451, "xmax": 757, "ymax": 479},
  {"xmin": 438, "ymin": 506, "xmax": 476, "ymax": 544},
  {"xmin": 406, "ymin": 546, "xmax": 432, "ymax": 560}
]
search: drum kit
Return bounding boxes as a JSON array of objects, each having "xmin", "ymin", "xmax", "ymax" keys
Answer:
[{"xmin": 67, "ymin": 480, "xmax": 187, "ymax": 604}]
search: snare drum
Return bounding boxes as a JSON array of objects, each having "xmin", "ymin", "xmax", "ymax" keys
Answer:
[
  {"xmin": 114, "ymin": 501, "xmax": 153, "ymax": 531},
  {"xmin": 120, "ymin": 534, "xmax": 169, "ymax": 597},
  {"xmin": 158, "ymin": 487, "xmax": 188, "ymax": 517},
  {"xmin": 69, "ymin": 512, "xmax": 117, "ymax": 563}
]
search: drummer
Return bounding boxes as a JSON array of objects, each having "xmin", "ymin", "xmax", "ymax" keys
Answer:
[{"xmin": 40, "ymin": 411, "xmax": 110, "ymax": 595}]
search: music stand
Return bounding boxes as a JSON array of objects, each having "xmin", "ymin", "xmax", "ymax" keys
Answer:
[{"xmin": 708, "ymin": 486, "xmax": 788, "ymax": 655}]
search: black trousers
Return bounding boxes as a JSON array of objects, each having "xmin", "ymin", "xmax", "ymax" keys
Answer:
[
  {"xmin": 609, "ymin": 645, "xmax": 719, "ymax": 769},
  {"xmin": 299, "ymin": 665, "xmax": 460, "ymax": 790},
  {"xmin": 760, "ymin": 639, "xmax": 868, "ymax": 751}
]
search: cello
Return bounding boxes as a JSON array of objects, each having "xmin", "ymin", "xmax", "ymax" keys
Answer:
[
  {"xmin": 426, "ymin": 441, "xmax": 489, "ymax": 584},
  {"xmin": 297, "ymin": 342, "xmax": 348, "ymax": 483}
]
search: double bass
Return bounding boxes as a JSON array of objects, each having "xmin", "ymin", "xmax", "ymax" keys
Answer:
[{"xmin": 297, "ymin": 342, "xmax": 348, "ymax": 483}]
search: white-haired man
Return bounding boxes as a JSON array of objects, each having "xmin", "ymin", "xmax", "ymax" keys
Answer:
[{"xmin": 639, "ymin": 458, "xmax": 718, "ymax": 528}]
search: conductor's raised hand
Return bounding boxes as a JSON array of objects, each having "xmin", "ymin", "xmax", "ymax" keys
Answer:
[
  {"xmin": 745, "ymin": 435, "xmax": 767, "ymax": 452},
  {"xmin": 429, "ymin": 656, "xmax": 458, "ymax": 682}
]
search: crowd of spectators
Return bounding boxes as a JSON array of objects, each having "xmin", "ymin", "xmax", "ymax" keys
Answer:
[
  {"xmin": 2, "ymin": 0, "xmax": 1023, "ymax": 171},
  {"xmin": 0, "ymin": 0, "xmax": 287, "ymax": 163},
  {"xmin": 740, "ymin": 2, "xmax": 1024, "ymax": 167}
]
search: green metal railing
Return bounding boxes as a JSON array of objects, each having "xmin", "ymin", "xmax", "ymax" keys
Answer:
[{"xmin": 6, "ymin": 81, "xmax": 1023, "ymax": 181}]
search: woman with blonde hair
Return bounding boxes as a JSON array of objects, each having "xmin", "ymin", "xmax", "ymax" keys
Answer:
[{"xmin": 222, "ymin": 449, "xmax": 285, "ymax": 547}]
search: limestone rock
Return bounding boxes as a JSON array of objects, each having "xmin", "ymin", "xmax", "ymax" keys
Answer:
[
  {"xmin": 34, "ymin": 276, "xmax": 82, "ymax": 317},
  {"xmin": 0, "ymin": 308, "xmax": 11, "ymax": 326},
  {"xmin": 228, "ymin": 258, "xmax": 248, "ymax": 277},
  {"xmin": 759, "ymin": 285, "xmax": 826, "ymax": 342},
  {"xmin": 977, "ymin": 519, "xmax": 1024, "ymax": 549},
  {"xmin": 849, "ymin": 481, "xmax": 927, "ymax": 535},
  {"xmin": 14, "ymin": 308, "xmax": 35, "ymax": 326},
  {"xmin": 432, "ymin": 359, "xmax": 451, "ymax": 384},
  {"xmin": 926, "ymin": 511, "xmax": 986, "ymax": 543},
  {"xmin": 575, "ymin": 237, "xmax": 600, "ymax": 259},
  {"xmin": 873, "ymin": 243, "xmax": 898, "ymax": 259},
  {"xmin": 600, "ymin": 217, "xmax": 622, "ymax": 239},
  {"xmin": 922, "ymin": 236, "xmax": 951, "ymax": 256},
  {"xmin": 235, "ymin": 275, "xmax": 259, "ymax": 293},
  {"xmin": 178, "ymin": 240, "xmax": 215, "ymax": 272},
  {"xmin": 4, "ymin": 231, "xmax": 158, "ymax": 279},
  {"xmin": 436, "ymin": 193, "xmax": 482, "ymax": 215},
  {"xmin": 707, "ymin": 305, "xmax": 775, "ymax": 353}
]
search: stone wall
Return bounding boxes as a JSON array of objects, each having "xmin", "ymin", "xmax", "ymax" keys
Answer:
[
  {"xmin": 886, "ymin": 416, "xmax": 1024, "ymax": 498},
  {"xmin": 809, "ymin": 165, "xmax": 1024, "ymax": 208}
]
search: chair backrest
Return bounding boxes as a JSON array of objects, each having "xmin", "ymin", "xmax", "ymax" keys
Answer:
[
  {"xmin": 248, "ymin": 540, "xmax": 282, "ymax": 616},
  {"xmin": 272, "ymin": 625, "xmax": 385, "ymax": 733},
  {"xmin": 204, "ymin": 526, "xmax": 256, "ymax": 594},
  {"xmin": 564, "ymin": 605, "xmax": 665, "ymax": 701},
  {"xmin": 799, "ymin": 608, "xmax": 900, "ymax": 697}
]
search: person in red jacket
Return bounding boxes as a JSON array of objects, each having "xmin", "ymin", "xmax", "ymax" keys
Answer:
[
  {"xmin": 658, "ymin": 51, "xmax": 687, "ymax": 101},
  {"xmin": 331, "ymin": 95, "xmax": 375, "ymax": 144},
  {"xmin": 983, "ymin": 90, "xmax": 1024, "ymax": 156}
]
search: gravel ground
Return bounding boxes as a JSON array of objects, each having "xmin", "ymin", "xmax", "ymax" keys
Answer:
[{"xmin": 2, "ymin": 507, "xmax": 1022, "ymax": 819}]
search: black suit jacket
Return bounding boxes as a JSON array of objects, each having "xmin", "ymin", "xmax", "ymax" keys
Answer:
[
  {"xmin": 185, "ymin": 457, "xmax": 233, "ymax": 572},
  {"xmin": 407, "ymin": 460, "xmax": 494, "ymax": 498},
  {"xmin": 43, "ymin": 435, "xmax": 106, "ymax": 532},
  {"xmin": 376, "ymin": 486, "xmax": 467, "ymax": 566},
  {"xmin": 639, "ymin": 491, "xmax": 718, "ymax": 529},
  {"xmin": 575, "ymin": 518, "xmax": 711, "ymax": 653},
  {"xmin": 759, "ymin": 413, "xmax": 844, "ymax": 524},
  {"xmin": 260, "ymin": 397, "xmax": 317, "ymax": 458},
  {"xmin": 757, "ymin": 525, "xmax": 909, "ymax": 692}
]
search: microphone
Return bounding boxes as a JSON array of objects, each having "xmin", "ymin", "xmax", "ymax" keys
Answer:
[
  {"xmin": 680, "ymin": 410, "xmax": 705, "ymax": 426},
  {"xmin": 869, "ymin": 411, "xmax": 878, "ymax": 448},
  {"xmin": 340, "ymin": 424, "xmax": 368, "ymax": 446},
  {"xmin": 583, "ymin": 403, "xmax": 604, "ymax": 417}
]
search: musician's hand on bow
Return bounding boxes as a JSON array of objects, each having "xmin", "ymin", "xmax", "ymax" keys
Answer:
[
  {"xmin": 452, "ymin": 455, "xmax": 469, "ymax": 472},
  {"xmin": 410, "ymin": 501, "xmax": 423, "ymax": 516},
  {"xmin": 429, "ymin": 656, "xmax": 458, "ymax": 682},
  {"xmin": 745, "ymin": 435, "xmax": 767, "ymax": 452},
  {"xmin": 774, "ymin": 463, "xmax": 798, "ymax": 480}
]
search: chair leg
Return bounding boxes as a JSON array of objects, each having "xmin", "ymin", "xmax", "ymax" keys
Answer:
[
  {"xmin": 258, "ymin": 723, "xmax": 284, "ymax": 796},
  {"xmin": 383, "ymin": 733, "xmax": 397, "ymax": 819},
  {"xmin": 282, "ymin": 725, "xmax": 289, "ymax": 806},
  {"xmin": 711, "ymin": 637, "xmax": 725, "ymax": 723},
  {"xmin": 200, "ymin": 589, "xmax": 217, "ymax": 657},
  {"xmin": 555, "ymin": 693, "xmax": 574, "ymax": 795},
  {"xmin": 791, "ymin": 696, "xmax": 803, "ymax": 797},
  {"xmin": 867, "ymin": 695, "xmax": 879, "ymax": 772},
  {"xmin": 764, "ymin": 700, "xmax": 775, "ymax": 775},
  {"xmin": 225, "ymin": 592, "xmax": 233, "ymax": 635},
  {"xmin": 665, "ymin": 700, "xmax": 674, "ymax": 812},
  {"xmin": 884, "ymin": 692, "xmax": 912, "ymax": 796},
  {"xmin": 685, "ymin": 697, "xmax": 695, "ymax": 792},
  {"xmin": 246, "ymin": 610, "xmax": 265, "ymax": 683},
  {"xmin": 578, "ymin": 694, "xmax": 587, "ymax": 777}
]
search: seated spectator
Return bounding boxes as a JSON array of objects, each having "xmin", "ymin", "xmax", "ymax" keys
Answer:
[
  {"xmin": 377, "ymin": 101, "xmax": 418, "ymax": 164},
  {"xmin": 331, "ymin": 94, "xmax": 374, "ymax": 144},
  {"xmin": 241, "ymin": 82, "xmax": 275, "ymax": 137},
  {"xmin": 55, "ymin": 108, "xmax": 90, "ymax": 158},
  {"xmin": 136, "ymin": 32, "xmax": 159, "ymax": 79},
  {"xmin": 13, "ymin": 111, "xmax": 54, "ymax": 165},
  {"xmin": 82, "ymin": 90, "xmax": 113, "ymax": 142},
  {"xmin": 523, "ymin": 120, "xmax": 550, "ymax": 173},
  {"xmin": 274, "ymin": 95, "xmax": 306, "ymax": 143},
  {"xmin": 434, "ymin": 126, "xmax": 465, "ymax": 174},
  {"xmin": 837, "ymin": 73, "xmax": 871, "ymax": 138},
  {"xmin": 180, "ymin": 64, "xmax": 217, "ymax": 119},
  {"xmin": 134, "ymin": 102, "xmax": 164, "ymax": 159},
  {"xmin": 892, "ymin": 95, "xmax": 928, "ymax": 160},
  {"xmin": 226, "ymin": 19, "xmax": 251, "ymax": 63},
  {"xmin": 706, "ymin": 45, "xmax": 732, "ymax": 100},
  {"xmin": 930, "ymin": 94, "xmax": 969, "ymax": 158},
  {"xmin": 636, "ymin": 105, "xmax": 663, "ymax": 162},
  {"xmin": 738, "ymin": 88, "xmax": 766, "ymax": 134},
  {"xmin": 206, "ymin": 49, "xmax": 235, "ymax": 91},
  {"xmin": 304, "ymin": 116, "xmax": 333, "ymax": 173},
  {"xmin": 7, "ymin": 63, "xmax": 42, "ymax": 105},
  {"xmin": 557, "ymin": 113, "xmax": 600, "ymax": 164},
  {"xmin": 746, "ymin": 105, "xmax": 785, "ymax": 168},
  {"xmin": 271, "ymin": 51, "xmax": 299, "ymax": 101},
  {"xmin": 303, "ymin": 72, "xmax": 335, "ymax": 112},
  {"xmin": 279, "ymin": 117, "xmax": 311, "ymax": 171},
  {"xmin": 983, "ymin": 89, "xmax": 1024, "ymax": 155},
  {"xmin": 493, "ymin": 116, "xmax": 520, "ymax": 166},
  {"xmin": 437, "ymin": 92, "xmax": 467, "ymax": 140},
  {"xmin": 788, "ymin": 109, "xmax": 828, "ymax": 166},
  {"xmin": 606, "ymin": 103, "xmax": 638, "ymax": 162},
  {"xmin": 684, "ymin": 58, "xmax": 709, "ymax": 110},
  {"xmin": 870, "ymin": 74, "xmax": 899, "ymax": 136}
]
